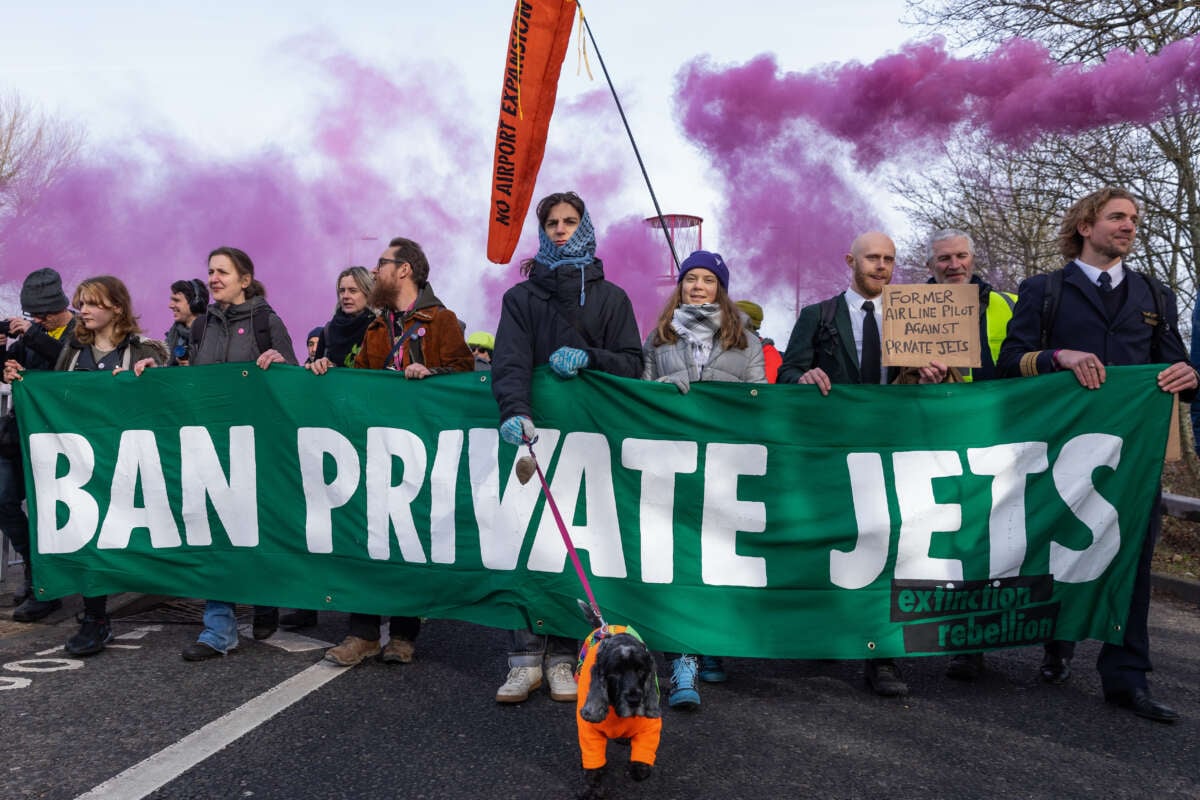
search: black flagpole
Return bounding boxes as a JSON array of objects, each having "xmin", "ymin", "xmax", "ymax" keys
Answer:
[{"xmin": 576, "ymin": 1, "xmax": 682, "ymax": 273}]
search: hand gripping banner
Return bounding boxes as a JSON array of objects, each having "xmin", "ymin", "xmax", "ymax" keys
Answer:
[
  {"xmin": 486, "ymin": 0, "xmax": 577, "ymax": 264},
  {"xmin": 15, "ymin": 365, "xmax": 1172, "ymax": 659}
]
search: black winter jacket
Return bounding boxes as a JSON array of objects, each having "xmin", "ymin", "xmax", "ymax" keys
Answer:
[
  {"xmin": 7, "ymin": 317, "xmax": 78, "ymax": 373},
  {"xmin": 492, "ymin": 258, "xmax": 642, "ymax": 421}
]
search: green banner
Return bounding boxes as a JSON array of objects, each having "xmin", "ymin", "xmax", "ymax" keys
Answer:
[{"xmin": 16, "ymin": 363, "xmax": 1171, "ymax": 659}]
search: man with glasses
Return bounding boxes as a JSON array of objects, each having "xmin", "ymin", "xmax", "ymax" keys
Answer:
[
  {"xmin": 317, "ymin": 237, "xmax": 473, "ymax": 667},
  {"xmin": 1, "ymin": 268, "xmax": 77, "ymax": 621}
]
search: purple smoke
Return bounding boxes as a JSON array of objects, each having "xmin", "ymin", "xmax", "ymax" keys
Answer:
[
  {"xmin": 0, "ymin": 44, "xmax": 665, "ymax": 344},
  {"xmin": 673, "ymin": 35, "xmax": 1200, "ymax": 324}
]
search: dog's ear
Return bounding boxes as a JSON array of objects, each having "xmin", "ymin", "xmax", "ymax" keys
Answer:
[
  {"xmin": 580, "ymin": 648, "xmax": 610, "ymax": 723},
  {"xmin": 640, "ymin": 656, "xmax": 662, "ymax": 718},
  {"xmin": 577, "ymin": 599, "xmax": 602, "ymax": 629}
]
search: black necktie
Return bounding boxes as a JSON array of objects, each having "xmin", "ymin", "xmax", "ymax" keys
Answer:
[
  {"xmin": 860, "ymin": 300, "xmax": 881, "ymax": 385},
  {"xmin": 1098, "ymin": 272, "xmax": 1121, "ymax": 319}
]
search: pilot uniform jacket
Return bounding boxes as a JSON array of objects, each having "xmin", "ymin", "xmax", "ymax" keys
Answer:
[
  {"xmin": 778, "ymin": 293, "xmax": 894, "ymax": 385},
  {"xmin": 997, "ymin": 261, "xmax": 1192, "ymax": 384},
  {"xmin": 996, "ymin": 259, "xmax": 1194, "ymax": 696}
]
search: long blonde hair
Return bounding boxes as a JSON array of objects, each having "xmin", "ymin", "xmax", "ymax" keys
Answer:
[{"xmin": 72, "ymin": 276, "xmax": 140, "ymax": 345}]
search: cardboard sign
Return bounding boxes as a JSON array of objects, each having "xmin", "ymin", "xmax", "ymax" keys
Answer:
[{"xmin": 881, "ymin": 284, "xmax": 981, "ymax": 368}]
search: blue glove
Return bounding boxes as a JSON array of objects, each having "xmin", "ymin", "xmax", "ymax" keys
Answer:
[
  {"xmin": 657, "ymin": 374, "xmax": 690, "ymax": 395},
  {"xmin": 549, "ymin": 346, "xmax": 589, "ymax": 378},
  {"xmin": 500, "ymin": 415, "xmax": 537, "ymax": 446}
]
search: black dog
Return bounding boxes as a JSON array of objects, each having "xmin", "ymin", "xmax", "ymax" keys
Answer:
[{"xmin": 575, "ymin": 601, "xmax": 662, "ymax": 799}]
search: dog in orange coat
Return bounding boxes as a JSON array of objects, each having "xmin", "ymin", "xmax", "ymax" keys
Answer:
[{"xmin": 575, "ymin": 601, "xmax": 662, "ymax": 799}]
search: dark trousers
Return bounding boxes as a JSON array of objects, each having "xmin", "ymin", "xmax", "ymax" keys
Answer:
[
  {"xmin": 347, "ymin": 613, "xmax": 420, "ymax": 642},
  {"xmin": 0, "ymin": 451, "xmax": 29, "ymax": 562},
  {"xmin": 1044, "ymin": 492, "xmax": 1160, "ymax": 694}
]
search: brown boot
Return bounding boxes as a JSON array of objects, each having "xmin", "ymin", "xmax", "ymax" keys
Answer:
[
  {"xmin": 380, "ymin": 638, "xmax": 415, "ymax": 664},
  {"xmin": 324, "ymin": 635, "xmax": 381, "ymax": 666}
]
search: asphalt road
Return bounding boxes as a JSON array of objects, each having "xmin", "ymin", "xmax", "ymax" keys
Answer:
[{"xmin": 0, "ymin": 590, "xmax": 1197, "ymax": 800}]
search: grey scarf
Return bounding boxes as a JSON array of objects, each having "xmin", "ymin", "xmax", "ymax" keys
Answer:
[{"xmin": 671, "ymin": 303, "xmax": 721, "ymax": 380}]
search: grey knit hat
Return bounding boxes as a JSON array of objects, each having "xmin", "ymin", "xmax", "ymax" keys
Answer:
[{"xmin": 20, "ymin": 268, "xmax": 69, "ymax": 315}]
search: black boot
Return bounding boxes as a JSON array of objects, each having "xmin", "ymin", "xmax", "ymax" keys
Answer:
[
  {"xmin": 13, "ymin": 595, "xmax": 62, "ymax": 622},
  {"xmin": 252, "ymin": 606, "xmax": 279, "ymax": 640},
  {"xmin": 279, "ymin": 609, "xmax": 319, "ymax": 629},
  {"xmin": 66, "ymin": 614, "xmax": 112, "ymax": 656}
]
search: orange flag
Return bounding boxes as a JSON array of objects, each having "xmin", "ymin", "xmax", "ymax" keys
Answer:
[{"xmin": 487, "ymin": 0, "xmax": 577, "ymax": 264}]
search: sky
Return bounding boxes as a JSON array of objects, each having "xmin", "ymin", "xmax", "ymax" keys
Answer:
[{"xmin": 0, "ymin": 0, "xmax": 923, "ymax": 344}]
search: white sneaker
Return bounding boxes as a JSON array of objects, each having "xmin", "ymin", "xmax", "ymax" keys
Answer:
[
  {"xmin": 546, "ymin": 661, "xmax": 578, "ymax": 702},
  {"xmin": 496, "ymin": 665, "xmax": 543, "ymax": 703}
]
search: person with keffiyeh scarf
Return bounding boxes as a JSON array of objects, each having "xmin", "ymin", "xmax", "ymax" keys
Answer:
[
  {"xmin": 641, "ymin": 250, "xmax": 765, "ymax": 709},
  {"xmin": 491, "ymin": 191, "xmax": 642, "ymax": 706}
]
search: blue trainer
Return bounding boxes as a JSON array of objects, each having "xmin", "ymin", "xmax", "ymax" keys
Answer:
[
  {"xmin": 669, "ymin": 655, "xmax": 700, "ymax": 709},
  {"xmin": 698, "ymin": 655, "xmax": 727, "ymax": 683}
]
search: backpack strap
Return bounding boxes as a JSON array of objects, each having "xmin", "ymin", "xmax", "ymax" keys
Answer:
[
  {"xmin": 190, "ymin": 314, "xmax": 208, "ymax": 358},
  {"xmin": 1038, "ymin": 270, "xmax": 1064, "ymax": 350},
  {"xmin": 252, "ymin": 305, "xmax": 274, "ymax": 354}
]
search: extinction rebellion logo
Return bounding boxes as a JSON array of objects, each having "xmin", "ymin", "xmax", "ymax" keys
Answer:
[{"xmin": 892, "ymin": 576, "xmax": 1059, "ymax": 653}]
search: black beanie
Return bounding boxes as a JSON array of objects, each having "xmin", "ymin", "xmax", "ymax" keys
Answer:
[{"xmin": 20, "ymin": 268, "xmax": 69, "ymax": 315}]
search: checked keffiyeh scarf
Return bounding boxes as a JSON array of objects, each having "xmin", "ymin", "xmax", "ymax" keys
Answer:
[
  {"xmin": 670, "ymin": 303, "xmax": 722, "ymax": 381},
  {"xmin": 535, "ymin": 208, "xmax": 597, "ymax": 305}
]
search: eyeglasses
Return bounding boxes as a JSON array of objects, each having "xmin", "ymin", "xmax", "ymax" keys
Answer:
[
  {"xmin": 377, "ymin": 258, "xmax": 407, "ymax": 270},
  {"xmin": 470, "ymin": 346, "xmax": 492, "ymax": 354}
]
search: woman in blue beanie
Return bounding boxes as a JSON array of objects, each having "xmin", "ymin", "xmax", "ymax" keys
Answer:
[{"xmin": 642, "ymin": 249, "xmax": 765, "ymax": 709}]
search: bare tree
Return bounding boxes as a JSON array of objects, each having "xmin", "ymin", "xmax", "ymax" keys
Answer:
[
  {"xmin": 894, "ymin": 132, "xmax": 1068, "ymax": 291},
  {"xmin": 901, "ymin": 0, "xmax": 1200, "ymax": 317},
  {"xmin": 0, "ymin": 92, "xmax": 84, "ymax": 220}
]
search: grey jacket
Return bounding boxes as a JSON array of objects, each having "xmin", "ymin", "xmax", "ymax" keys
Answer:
[
  {"xmin": 641, "ymin": 327, "xmax": 767, "ymax": 384},
  {"xmin": 190, "ymin": 296, "xmax": 298, "ymax": 366}
]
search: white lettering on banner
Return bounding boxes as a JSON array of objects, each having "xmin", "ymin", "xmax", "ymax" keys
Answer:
[
  {"xmin": 838, "ymin": 435, "xmax": 1124, "ymax": 589},
  {"xmin": 894, "ymin": 450, "xmax": 964, "ymax": 581},
  {"xmin": 180, "ymin": 426, "xmax": 258, "ymax": 546},
  {"xmin": 29, "ymin": 433, "xmax": 98, "ymax": 554},
  {"xmin": 621, "ymin": 439, "xmax": 698, "ymax": 584},
  {"xmin": 967, "ymin": 442, "xmax": 1049, "ymax": 578},
  {"xmin": 366, "ymin": 427, "xmax": 428, "ymax": 563},
  {"xmin": 528, "ymin": 432, "xmax": 626, "ymax": 577},
  {"xmin": 1051, "ymin": 433, "xmax": 1122, "ymax": 583},
  {"xmin": 429, "ymin": 430, "xmax": 463, "ymax": 565},
  {"xmin": 701, "ymin": 443, "xmax": 767, "ymax": 587},
  {"xmin": 297, "ymin": 427, "xmax": 360, "ymax": 554},
  {"xmin": 833, "ymin": 453, "xmax": 890, "ymax": 589},
  {"xmin": 98, "ymin": 430, "xmax": 181, "ymax": 550},
  {"xmin": 467, "ymin": 428, "xmax": 558, "ymax": 570}
]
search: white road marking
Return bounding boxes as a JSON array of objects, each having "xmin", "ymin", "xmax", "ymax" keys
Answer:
[
  {"xmin": 235, "ymin": 624, "xmax": 334, "ymax": 652},
  {"xmin": 115, "ymin": 625, "xmax": 163, "ymax": 640},
  {"xmin": 104, "ymin": 644, "xmax": 141, "ymax": 650},
  {"xmin": 35, "ymin": 646, "xmax": 64, "ymax": 656},
  {"xmin": 74, "ymin": 660, "xmax": 351, "ymax": 800},
  {"xmin": 4, "ymin": 658, "xmax": 84, "ymax": 672}
]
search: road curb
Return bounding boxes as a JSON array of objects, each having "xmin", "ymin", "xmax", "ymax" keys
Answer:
[{"xmin": 1151, "ymin": 571, "xmax": 1200, "ymax": 605}]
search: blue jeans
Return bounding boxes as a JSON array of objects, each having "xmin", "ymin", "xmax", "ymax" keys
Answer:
[{"xmin": 198, "ymin": 600, "xmax": 239, "ymax": 653}]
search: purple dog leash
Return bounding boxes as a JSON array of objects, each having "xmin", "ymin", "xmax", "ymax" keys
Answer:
[{"xmin": 520, "ymin": 435, "xmax": 608, "ymax": 631}]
